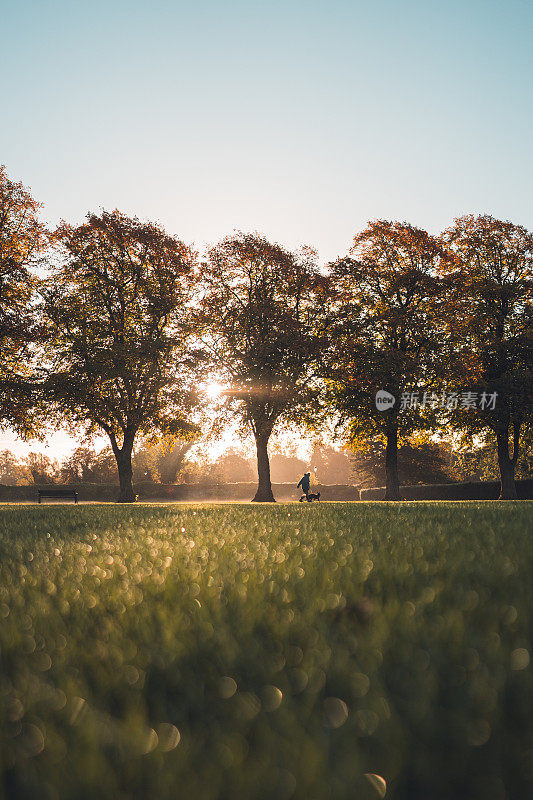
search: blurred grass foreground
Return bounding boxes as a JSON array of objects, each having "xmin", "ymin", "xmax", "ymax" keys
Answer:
[{"xmin": 1, "ymin": 502, "xmax": 532, "ymax": 800}]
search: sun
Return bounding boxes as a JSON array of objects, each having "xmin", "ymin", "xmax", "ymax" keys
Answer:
[{"xmin": 203, "ymin": 381, "xmax": 224, "ymax": 400}]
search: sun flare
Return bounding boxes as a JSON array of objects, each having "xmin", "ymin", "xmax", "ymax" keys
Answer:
[{"xmin": 203, "ymin": 381, "xmax": 224, "ymax": 400}]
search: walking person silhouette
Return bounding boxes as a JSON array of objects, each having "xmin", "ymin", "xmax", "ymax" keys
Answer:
[{"xmin": 297, "ymin": 472, "xmax": 311, "ymax": 502}]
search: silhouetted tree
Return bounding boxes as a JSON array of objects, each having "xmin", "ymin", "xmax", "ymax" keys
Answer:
[
  {"xmin": 199, "ymin": 233, "xmax": 328, "ymax": 501},
  {"xmin": 0, "ymin": 166, "xmax": 48, "ymax": 436},
  {"xmin": 42, "ymin": 210, "xmax": 199, "ymax": 501},
  {"xmin": 442, "ymin": 215, "xmax": 533, "ymax": 499},
  {"xmin": 326, "ymin": 221, "xmax": 449, "ymax": 499}
]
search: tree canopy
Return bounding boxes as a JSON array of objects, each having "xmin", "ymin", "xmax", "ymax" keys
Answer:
[
  {"xmin": 198, "ymin": 232, "xmax": 328, "ymax": 501},
  {"xmin": 326, "ymin": 220, "xmax": 449, "ymax": 499},
  {"xmin": 441, "ymin": 214, "xmax": 533, "ymax": 498},
  {"xmin": 42, "ymin": 210, "xmax": 200, "ymax": 501},
  {"xmin": 1, "ymin": 164, "xmax": 532, "ymax": 502},
  {"xmin": 0, "ymin": 165, "xmax": 48, "ymax": 436}
]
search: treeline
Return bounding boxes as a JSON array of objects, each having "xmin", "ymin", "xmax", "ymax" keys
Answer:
[
  {"xmin": 0, "ymin": 444, "xmax": 354, "ymax": 487},
  {"xmin": 4, "ymin": 436, "xmax": 531, "ymax": 490},
  {"xmin": 1, "ymin": 165, "xmax": 531, "ymax": 501}
]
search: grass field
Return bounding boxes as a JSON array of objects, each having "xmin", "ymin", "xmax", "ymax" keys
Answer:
[{"xmin": 1, "ymin": 502, "xmax": 532, "ymax": 800}]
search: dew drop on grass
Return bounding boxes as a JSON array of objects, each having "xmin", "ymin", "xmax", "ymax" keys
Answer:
[
  {"xmin": 364, "ymin": 773, "xmax": 387, "ymax": 798},
  {"xmin": 157, "ymin": 723, "xmax": 181, "ymax": 751},
  {"xmin": 353, "ymin": 672, "xmax": 370, "ymax": 697},
  {"xmin": 18, "ymin": 723, "xmax": 45, "ymax": 758},
  {"xmin": 139, "ymin": 728, "xmax": 158, "ymax": 755},
  {"xmin": 511, "ymin": 648, "xmax": 530, "ymax": 670},
  {"xmin": 260, "ymin": 685, "xmax": 283, "ymax": 711},
  {"xmin": 36, "ymin": 652, "xmax": 52, "ymax": 671},
  {"xmin": 323, "ymin": 697, "xmax": 349, "ymax": 728},
  {"xmin": 124, "ymin": 665, "xmax": 140, "ymax": 685},
  {"xmin": 219, "ymin": 676, "xmax": 237, "ymax": 698}
]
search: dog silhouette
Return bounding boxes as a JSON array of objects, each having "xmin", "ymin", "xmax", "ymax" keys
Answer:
[{"xmin": 299, "ymin": 492, "xmax": 320, "ymax": 502}]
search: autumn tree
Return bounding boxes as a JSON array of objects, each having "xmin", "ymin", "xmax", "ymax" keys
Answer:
[
  {"xmin": 0, "ymin": 165, "xmax": 48, "ymax": 435},
  {"xmin": 326, "ymin": 220, "xmax": 448, "ymax": 499},
  {"xmin": 0, "ymin": 450, "xmax": 30, "ymax": 485},
  {"xmin": 58, "ymin": 445, "xmax": 118, "ymax": 484},
  {"xmin": 24, "ymin": 452, "xmax": 59, "ymax": 484},
  {"xmin": 42, "ymin": 210, "xmax": 199, "ymax": 502},
  {"xmin": 58, "ymin": 445, "xmax": 99, "ymax": 484},
  {"xmin": 199, "ymin": 233, "xmax": 328, "ymax": 502},
  {"xmin": 442, "ymin": 214, "xmax": 533, "ymax": 499}
]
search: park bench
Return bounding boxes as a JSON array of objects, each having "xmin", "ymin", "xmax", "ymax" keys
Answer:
[{"xmin": 37, "ymin": 488, "xmax": 79, "ymax": 504}]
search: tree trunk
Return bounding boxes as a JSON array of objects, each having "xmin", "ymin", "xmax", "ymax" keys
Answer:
[
  {"xmin": 113, "ymin": 438, "xmax": 136, "ymax": 503},
  {"xmin": 496, "ymin": 424, "xmax": 519, "ymax": 500},
  {"xmin": 384, "ymin": 423, "xmax": 401, "ymax": 501},
  {"xmin": 252, "ymin": 430, "xmax": 275, "ymax": 502}
]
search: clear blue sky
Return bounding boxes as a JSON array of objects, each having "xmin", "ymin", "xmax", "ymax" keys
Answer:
[
  {"xmin": 2, "ymin": 0, "xmax": 532, "ymax": 261},
  {"xmin": 1, "ymin": 0, "xmax": 532, "ymax": 456}
]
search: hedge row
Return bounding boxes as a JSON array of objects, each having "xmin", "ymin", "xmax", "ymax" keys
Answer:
[
  {"xmin": 360, "ymin": 479, "xmax": 533, "ymax": 501},
  {"xmin": 3, "ymin": 480, "xmax": 531, "ymax": 502},
  {"xmin": 0, "ymin": 482, "xmax": 361, "ymax": 502}
]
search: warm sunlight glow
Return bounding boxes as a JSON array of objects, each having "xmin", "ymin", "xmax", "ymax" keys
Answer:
[{"xmin": 203, "ymin": 381, "xmax": 225, "ymax": 400}]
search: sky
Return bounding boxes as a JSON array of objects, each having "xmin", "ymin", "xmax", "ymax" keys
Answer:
[{"xmin": 1, "ymin": 0, "xmax": 532, "ymax": 459}]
